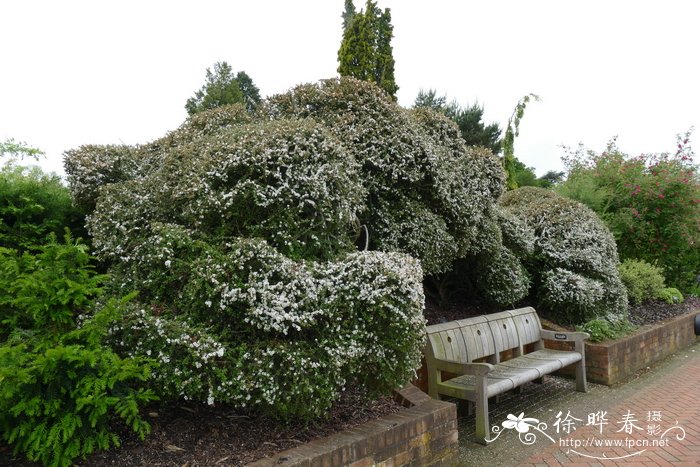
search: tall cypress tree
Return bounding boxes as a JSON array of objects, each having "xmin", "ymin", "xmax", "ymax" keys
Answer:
[
  {"xmin": 342, "ymin": 0, "xmax": 356, "ymax": 31},
  {"xmin": 337, "ymin": 0, "xmax": 398, "ymax": 98}
]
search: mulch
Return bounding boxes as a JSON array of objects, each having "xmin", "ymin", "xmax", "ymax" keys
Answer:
[
  {"xmin": 627, "ymin": 295, "xmax": 700, "ymax": 326},
  {"xmin": 0, "ymin": 386, "xmax": 400, "ymax": 467}
]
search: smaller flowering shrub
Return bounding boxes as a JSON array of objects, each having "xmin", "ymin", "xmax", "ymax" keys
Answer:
[
  {"xmin": 617, "ymin": 258, "xmax": 666, "ymax": 305},
  {"xmin": 500, "ymin": 187, "xmax": 628, "ymax": 323},
  {"xmin": 540, "ymin": 268, "xmax": 605, "ymax": 320}
]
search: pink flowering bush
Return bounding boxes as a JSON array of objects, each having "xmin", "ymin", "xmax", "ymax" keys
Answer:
[{"xmin": 558, "ymin": 134, "xmax": 699, "ymax": 292}]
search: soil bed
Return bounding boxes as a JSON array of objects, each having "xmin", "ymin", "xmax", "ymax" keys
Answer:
[
  {"xmin": 627, "ymin": 295, "xmax": 699, "ymax": 326},
  {"xmin": 0, "ymin": 386, "xmax": 400, "ymax": 467},
  {"xmin": 425, "ymin": 295, "xmax": 700, "ymax": 328}
]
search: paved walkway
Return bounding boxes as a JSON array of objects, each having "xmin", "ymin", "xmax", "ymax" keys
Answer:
[{"xmin": 457, "ymin": 339, "xmax": 700, "ymax": 466}]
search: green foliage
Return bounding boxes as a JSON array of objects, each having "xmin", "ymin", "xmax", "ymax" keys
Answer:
[
  {"xmin": 337, "ymin": 0, "xmax": 398, "ymax": 97},
  {"xmin": 511, "ymin": 159, "xmax": 565, "ymax": 189},
  {"xmin": 502, "ymin": 94, "xmax": 540, "ymax": 189},
  {"xmin": 577, "ymin": 316, "xmax": 636, "ymax": 342},
  {"xmin": 413, "ymin": 89, "xmax": 502, "ymax": 154},
  {"xmin": 657, "ymin": 287, "xmax": 684, "ymax": 304},
  {"xmin": 185, "ymin": 62, "xmax": 260, "ymax": 115},
  {"xmin": 0, "ymin": 234, "xmax": 105, "ymax": 337},
  {"xmin": 558, "ymin": 134, "xmax": 700, "ymax": 291},
  {"xmin": 500, "ymin": 187, "xmax": 628, "ymax": 324},
  {"xmin": 0, "ymin": 138, "xmax": 44, "ymax": 160},
  {"xmin": 342, "ymin": 0, "xmax": 356, "ymax": 31},
  {"xmin": 0, "ymin": 236, "xmax": 155, "ymax": 466},
  {"xmin": 617, "ymin": 258, "xmax": 666, "ymax": 305},
  {"xmin": 0, "ymin": 163, "xmax": 86, "ymax": 251},
  {"xmin": 0, "ymin": 336, "xmax": 155, "ymax": 467}
]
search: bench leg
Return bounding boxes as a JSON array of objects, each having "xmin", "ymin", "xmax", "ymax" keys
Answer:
[
  {"xmin": 575, "ymin": 359, "xmax": 588, "ymax": 392},
  {"xmin": 475, "ymin": 378, "xmax": 489, "ymax": 444}
]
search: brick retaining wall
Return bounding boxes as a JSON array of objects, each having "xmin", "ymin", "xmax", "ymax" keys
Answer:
[
  {"xmin": 249, "ymin": 385, "xmax": 457, "ymax": 466},
  {"xmin": 568, "ymin": 310, "xmax": 698, "ymax": 385}
]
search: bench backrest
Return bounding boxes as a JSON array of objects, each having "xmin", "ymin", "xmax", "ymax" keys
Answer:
[{"xmin": 424, "ymin": 307, "xmax": 543, "ymax": 364}]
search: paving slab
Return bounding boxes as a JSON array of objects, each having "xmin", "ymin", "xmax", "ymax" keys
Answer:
[{"xmin": 457, "ymin": 339, "xmax": 700, "ymax": 466}]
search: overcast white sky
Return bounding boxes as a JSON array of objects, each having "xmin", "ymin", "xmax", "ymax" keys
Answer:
[{"xmin": 2, "ymin": 0, "xmax": 699, "ymax": 177}]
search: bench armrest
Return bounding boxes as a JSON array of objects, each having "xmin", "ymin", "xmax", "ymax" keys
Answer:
[
  {"xmin": 433, "ymin": 359, "xmax": 493, "ymax": 376},
  {"xmin": 540, "ymin": 329, "xmax": 590, "ymax": 343}
]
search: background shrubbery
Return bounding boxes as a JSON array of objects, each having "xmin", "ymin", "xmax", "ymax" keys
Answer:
[
  {"xmin": 558, "ymin": 136, "xmax": 700, "ymax": 293},
  {"xmin": 0, "ymin": 163, "xmax": 86, "ymax": 251}
]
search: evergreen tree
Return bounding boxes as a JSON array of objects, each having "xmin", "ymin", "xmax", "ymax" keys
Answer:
[
  {"xmin": 236, "ymin": 70, "xmax": 261, "ymax": 113},
  {"xmin": 185, "ymin": 62, "xmax": 261, "ymax": 115},
  {"xmin": 337, "ymin": 0, "xmax": 398, "ymax": 98},
  {"xmin": 342, "ymin": 0, "xmax": 356, "ymax": 31},
  {"xmin": 414, "ymin": 89, "xmax": 501, "ymax": 154}
]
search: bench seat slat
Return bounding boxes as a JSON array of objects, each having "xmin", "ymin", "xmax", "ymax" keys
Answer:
[
  {"xmin": 438, "ymin": 364, "xmax": 541, "ymax": 398},
  {"xmin": 521, "ymin": 349, "xmax": 582, "ymax": 368}
]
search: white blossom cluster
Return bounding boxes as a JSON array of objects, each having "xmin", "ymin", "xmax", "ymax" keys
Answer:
[
  {"xmin": 500, "ymin": 187, "xmax": 628, "ymax": 322},
  {"xmin": 495, "ymin": 205, "xmax": 536, "ymax": 258},
  {"xmin": 63, "ymin": 144, "xmax": 141, "ymax": 211},
  {"xmin": 264, "ymin": 77, "xmax": 507, "ymax": 275},
  {"xmin": 104, "ymin": 239, "xmax": 425, "ymax": 418},
  {"xmin": 540, "ymin": 268, "xmax": 605, "ymax": 311}
]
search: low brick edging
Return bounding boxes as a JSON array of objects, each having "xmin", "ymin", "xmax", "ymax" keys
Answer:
[
  {"xmin": 248, "ymin": 384, "xmax": 458, "ymax": 466},
  {"xmin": 545, "ymin": 309, "xmax": 699, "ymax": 385}
]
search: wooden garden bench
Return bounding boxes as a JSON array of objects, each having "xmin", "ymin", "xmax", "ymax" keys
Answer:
[{"xmin": 424, "ymin": 307, "xmax": 589, "ymax": 444}]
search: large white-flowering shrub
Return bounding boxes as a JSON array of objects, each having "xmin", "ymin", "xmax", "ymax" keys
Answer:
[
  {"xmin": 106, "ymin": 238, "xmax": 425, "ymax": 419},
  {"xmin": 264, "ymin": 78, "xmax": 506, "ymax": 275},
  {"xmin": 500, "ymin": 187, "xmax": 628, "ymax": 323},
  {"xmin": 65, "ymin": 98, "xmax": 428, "ymax": 419}
]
